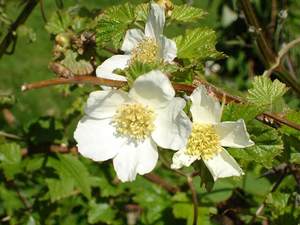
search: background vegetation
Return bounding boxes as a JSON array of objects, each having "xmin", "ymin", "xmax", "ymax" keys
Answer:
[{"xmin": 0, "ymin": 0, "xmax": 299, "ymax": 224}]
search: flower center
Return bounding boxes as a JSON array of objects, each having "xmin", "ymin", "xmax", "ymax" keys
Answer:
[
  {"xmin": 186, "ymin": 123, "xmax": 222, "ymax": 160},
  {"xmin": 112, "ymin": 103, "xmax": 155, "ymax": 141},
  {"xmin": 130, "ymin": 38, "xmax": 159, "ymax": 64}
]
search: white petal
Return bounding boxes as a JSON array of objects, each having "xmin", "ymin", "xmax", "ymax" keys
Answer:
[
  {"xmin": 159, "ymin": 36, "xmax": 177, "ymax": 63},
  {"xmin": 203, "ymin": 149, "xmax": 244, "ymax": 181},
  {"xmin": 85, "ymin": 90, "xmax": 130, "ymax": 119},
  {"xmin": 215, "ymin": 119, "xmax": 254, "ymax": 148},
  {"xmin": 113, "ymin": 138, "xmax": 158, "ymax": 182},
  {"xmin": 171, "ymin": 149, "xmax": 198, "ymax": 169},
  {"xmin": 151, "ymin": 97, "xmax": 192, "ymax": 150},
  {"xmin": 190, "ymin": 86, "xmax": 222, "ymax": 124},
  {"xmin": 136, "ymin": 138, "xmax": 158, "ymax": 175},
  {"xmin": 74, "ymin": 117, "xmax": 124, "ymax": 161},
  {"xmin": 121, "ymin": 29, "xmax": 145, "ymax": 53},
  {"xmin": 96, "ymin": 55, "xmax": 130, "ymax": 82},
  {"xmin": 145, "ymin": 3, "xmax": 165, "ymax": 40},
  {"xmin": 129, "ymin": 70, "xmax": 175, "ymax": 108}
]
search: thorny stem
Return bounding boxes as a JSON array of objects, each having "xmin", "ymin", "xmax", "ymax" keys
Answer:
[
  {"xmin": 187, "ymin": 176, "xmax": 198, "ymax": 225},
  {"xmin": 21, "ymin": 75, "xmax": 300, "ymax": 131},
  {"xmin": 264, "ymin": 37, "xmax": 300, "ymax": 77},
  {"xmin": 240, "ymin": 0, "xmax": 300, "ymax": 96},
  {"xmin": 0, "ymin": 0, "xmax": 39, "ymax": 58}
]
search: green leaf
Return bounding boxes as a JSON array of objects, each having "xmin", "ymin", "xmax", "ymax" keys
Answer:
[
  {"xmin": 171, "ymin": 5, "xmax": 207, "ymax": 22},
  {"xmin": 279, "ymin": 110, "xmax": 300, "ymax": 138},
  {"xmin": 47, "ymin": 155, "xmax": 91, "ymax": 199},
  {"xmin": 173, "ymin": 203, "xmax": 213, "ymax": 225},
  {"xmin": 0, "ymin": 184, "xmax": 23, "ymax": 214},
  {"xmin": 230, "ymin": 122, "xmax": 283, "ymax": 168},
  {"xmin": 45, "ymin": 177, "xmax": 74, "ymax": 202},
  {"xmin": 193, "ymin": 160, "xmax": 214, "ymax": 192},
  {"xmin": 222, "ymin": 103, "xmax": 262, "ymax": 124},
  {"xmin": 0, "ymin": 143, "xmax": 22, "ymax": 178},
  {"xmin": 96, "ymin": 3, "xmax": 136, "ymax": 48},
  {"xmin": 174, "ymin": 27, "xmax": 224, "ymax": 60},
  {"xmin": 135, "ymin": 3, "xmax": 149, "ymax": 22},
  {"xmin": 247, "ymin": 75, "xmax": 289, "ymax": 112},
  {"xmin": 88, "ymin": 201, "xmax": 117, "ymax": 224},
  {"xmin": 291, "ymin": 153, "xmax": 300, "ymax": 164},
  {"xmin": 45, "ymin": 11, "xmax": 72, "ymax": 34},
  {"xmin": 125, "ymin": 61, "xmax": 155, "ymax": 84},
  {"xmin": 104, "ymin": 2, "xmax": 135, "ymax": 23}
]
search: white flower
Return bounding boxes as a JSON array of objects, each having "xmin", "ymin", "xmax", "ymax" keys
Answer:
[
  {"xmin": 96, "ymin": 3, "xmax": 177, "ymax": 83},
  {"xmin": 74, "ymin": 70, "xmax": 191, "ymax": 182},
  {"xmin": 171, "ymin": 86, "xmax": 254, "ymax": 181}
]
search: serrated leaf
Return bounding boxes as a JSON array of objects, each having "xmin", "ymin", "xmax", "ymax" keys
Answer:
[
  {"xmin": 230, "ymin": 122, "xmax": 283, "ymax": 168},
  {"xmin": 45, "ymin": 177, "xmax": 74, "ymax": 202},
  {"xmin": 61, "ymin": 50, "xmax": 93, "ymax": 75},
  {"xmin": 47, "ymin": 155, "xmax": 91, "ymax": 199},
  {"xmin": 96, "ymin": 19, "xmax": 128, "ymax": 48},
  {"xmin": 0, "ymin": 143, "xmax": 22, "ymax": 178},
  {"xmin": 104, "ymin": 3, "xmax": 135, "ymax": 23},
  {"xmin": 96, "ymin": 3, "xmax": 136, "ymax": 48},
  {"xmin": 135, "ymin": 3, "xmax": 149, "ymax": 22},
  {"xmin": 174, "ymin": 28, "xmax": 224, "ymax": 60},
  {"xmin": 88, "ymin": 201, "xmax": 117, "ymax": 224},
  {"xmin": 247, "ymin": 76, "xmax": 289, "ymax": 112},
  {"xmin": 171, "ymin": 4, "xmax": 207, "ymax": 22}
]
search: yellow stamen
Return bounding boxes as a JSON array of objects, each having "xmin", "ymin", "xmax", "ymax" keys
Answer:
[
  {"xmin": 130, "ymin": 38, "xmax": 159, "ymax": 64},
  {"xmin": 112, "ymin": 103, "xmax": 155, "ymax": 141},
  {"xmin": 186, "ymin": 123, "xmax": 222, "ymax": 160}
]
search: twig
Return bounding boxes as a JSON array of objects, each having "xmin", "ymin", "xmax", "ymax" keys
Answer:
[
  {"xmin": 0, "ymin": 131, "xmax": 22, "ymax": 140},
  {"xmin": 21, "ymin": 75, "xmax": 300, "ymax": 131},
  {"xmin": 144, "ymin": 173, "xmax": 180, "ymax": 194},
  {"xmin": 0, "ymin": 0, "xmax": 39, "ymax": 58},
  {"xmin": 240, "ymin": 0, "xmax": 277, "ymax": 67},
  {"xmin": 240, "ymin": 0, "xmax": 300, "ymax": 95},
  {"xmin": 40, "ymin": 0, "xmax": 47, "ymax": 23},
  {"xmin": 264, "ymin": 37, "xmax": 300, "ymax": 76},
  {"xmin": 187, "ymin": 176, "xmax": 198, "ymax": 225}
]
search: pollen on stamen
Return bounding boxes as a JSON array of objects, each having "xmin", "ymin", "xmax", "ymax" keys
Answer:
[
  {"xmin": 186, "ymin": 123, "xmax": 222, "ymax": 160},
  {"xmin": 112, "ymin": 103, "xmax": 155, "ymax": 141},
  {"xmin": 130, "ymin": 38, "xmax": 159, "ymax": 64}
]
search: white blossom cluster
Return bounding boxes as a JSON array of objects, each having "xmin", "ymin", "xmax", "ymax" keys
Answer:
[{"xmin": 74, "ymin": 3, "xmax": 254, "ymax": 182}]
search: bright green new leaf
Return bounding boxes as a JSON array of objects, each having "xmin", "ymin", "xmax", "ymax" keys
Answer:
[
  {"xmin": 247, "ymin": 75, "xmax": 289, "ymax": 112},
  {"xmin": 174, "ymin": 28, "xmax": 224, "ymax": 60},
  {"xmin": 171, "ymin": 4, "xmax": 207, "ymax": 22},
  {"xmin": 96, "ymin": 3, "xmax": 136, "ymax": 48}
]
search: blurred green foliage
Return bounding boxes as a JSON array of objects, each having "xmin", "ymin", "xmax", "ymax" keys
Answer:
[{"xmin": 0, "ymin": 0, "xmax": 299, "ymax": 225}]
